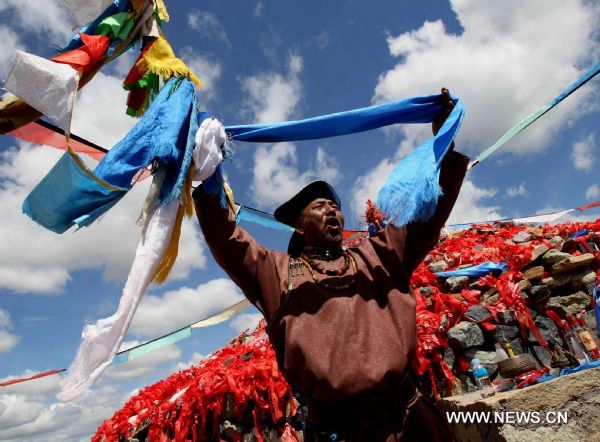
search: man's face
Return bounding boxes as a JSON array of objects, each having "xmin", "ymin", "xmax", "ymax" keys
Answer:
[{"xmin": 297, "ymin": 197, "xmax": 345, "ymax": 248}]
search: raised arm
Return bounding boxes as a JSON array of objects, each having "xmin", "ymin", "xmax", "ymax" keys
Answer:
[{"xmin": 192, "ymin": 170, "xmax": 284, "ymax": 317}]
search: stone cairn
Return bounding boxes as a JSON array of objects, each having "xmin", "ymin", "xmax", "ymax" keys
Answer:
[{"xmin": 93, "ymin": 219, "xmax": 600, "ymax": 442}]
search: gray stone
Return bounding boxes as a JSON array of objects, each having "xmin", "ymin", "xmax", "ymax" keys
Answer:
[
  {"xmin": 570, "ymin": 271, "xmax": 596, "ymax": 291},
  {"xmin": 529, "ymin": 284, "xmax": 550, "ymax": 302},
  {"xmin": 547, "ymin": 291, "xmax": 592, "ymax": 315},
  {"xmin": 512, "ymin": 231, "xmax": 533, "ymax": 243},
  {"xmin": 448, "ymin": 321, "xmax": 485, "ymax": 350},
  {"xmin": 494, "ymin": 325, "xmax": 520, "ymax": 342},
  {"xmin": 418, "ymin": 286, "xmax": 434, "ymax": 298},
  {"xmin": 584, "ymin": 282, "xmax": 596, "ymax": 297},
  {"xmin": 543, "ymin": 274, "xmax": 571, "ymax": 289},
  {"xmin": 473, "ymin": 244, "xmax": 485, "ymax": 251},
  {"xmin": 465, "ymin": 305, "xmax": 492, "ymax": 322},
  {"xmin": 497, "ymin": 309, "xmax": 516, "ymax": 325},
  {"xmin": 220, "ymin": 420, "xmax": 243, "ymax": 438},
  {"xmin": 516, "ymin": 279, "xmax": 531, "ymax": 292},
  {"xmin": 528, "ymin": 316, "xmax": 560, "ymax": 344},
  {"xmin": 529, "ymin": 308, "xmax": 537, "ymax": 320},
  {"xmin": 530, "ymin": 345, "xmax": 552, "ymax": 367},
  {"xmin": 466, "ymin": 349, "xmax": 498, "ymax": 375},
  {"xmin": 446, "ymin": 276, "xmax": 469, "ymax": 293},
  {"xmin": 428, "ymin": 260, "xmax": 448, "ymax": 273},
  {"xmin": 443, "ymin": 348, "xmax": 456, "ymax": 368},
  {"xmin": 457, "ymin": 374, "xmax": 479, "ymax": 394},
  {"xmin": 528, "ymin": 244, "xmax": 549, "ymax": 264},
  {"xmin": 541, "ymin": 248, "xmax": 571, "ymax": 266},
  {"xmin": 549, "ymin": 235, "xmax": 564, "ymax": 247}
]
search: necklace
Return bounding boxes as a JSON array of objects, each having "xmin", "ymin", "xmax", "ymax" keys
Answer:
[
  {"xmin": 299, "ymin": 251, "xmax": 357, "ymax": 290},
  {"xmin": 302, "ymin": 246, "xmax": 343, "ymax": 262},
  {"xmin": 301, "ymin": 252, "xmax": 351, "ymax": 276}
]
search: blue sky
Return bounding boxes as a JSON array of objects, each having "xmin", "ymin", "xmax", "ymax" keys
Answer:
[{"xmin": 0, "ymin": 0, "xmax": 599, "ymax": 440}]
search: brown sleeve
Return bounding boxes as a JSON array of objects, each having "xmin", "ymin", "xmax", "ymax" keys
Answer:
[
  {"xmin": 403, "ymin": 150, "xmax": 470, "ymax": 273},
  {"xmin": 363, "ymin": 151, "xmax": 469, "ymax": 277},
  {"xmin": 192, "ymin": 188, "xmax": 284, "ymax": 318}
]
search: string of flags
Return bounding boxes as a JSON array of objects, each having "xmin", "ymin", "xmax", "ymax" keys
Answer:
[
  {"xmin": 0, "ymin": 0, "xmax": 599, "ymax": 400},
  {"xmin": 0, "ymin": 299, "xmax": 251, "ymax": 388}
]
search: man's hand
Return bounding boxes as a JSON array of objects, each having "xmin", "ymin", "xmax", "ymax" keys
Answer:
[{"xmin": 432, "ymin": 87, "xmax": 455, "ymax": 136}]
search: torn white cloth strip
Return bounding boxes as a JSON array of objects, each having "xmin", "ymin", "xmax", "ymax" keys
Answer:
[
  {"xmin": 58, "ymin": 0, "xmax": 114, "ymax": 27},
  {"xmin": 512, "ymin": 209, "xmax": 574, "ymax": 224},
  {"xmin": 192, "ymin": 117, "xmax": 226, "ymax": 181},
  {"xmin": 190, "ymin": 299, "xmax": 251, "ymax": 328},
  {"xmin": 58, "ymin": 199, "xmax": 180, "ymax": 402},
  {"xmin": 5, "ymin": 50, "xmax": 79, "ymax": 133}
]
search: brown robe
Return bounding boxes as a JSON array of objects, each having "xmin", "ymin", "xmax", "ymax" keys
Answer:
[{"xmin": 194, "ymin": 151, "xmax": 469, "ymax": 441}]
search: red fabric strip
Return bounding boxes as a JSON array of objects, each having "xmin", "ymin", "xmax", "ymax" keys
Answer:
[{"xmin": 0, "ymin": 369, "xmax": 66, "ymax": 387}]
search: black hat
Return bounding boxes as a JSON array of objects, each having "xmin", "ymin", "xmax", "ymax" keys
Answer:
[
  {"xmin": 274, "ymin": 181, "xmax": 341, "ymax": 227},
  {"xmin": 274, "ymin": 181, "xmax": 342, "ymax": 257}
]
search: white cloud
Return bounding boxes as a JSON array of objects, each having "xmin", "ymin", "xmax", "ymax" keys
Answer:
[
  {"xmin": 0, "ymin": 73, "xmax": 207, "ymax": 295},
  {"xmin": 0, "ymin": 25, "xmax": 22, "ymax": 80},
  {"xmin": 0, "ymin": 309, "xmax": 20, "ymax": 353},
  {"xmin": 172, "ymin": 351, "xmax": 205, "ymax": 372},
  {"xmin": 506, "ymin": 182, "xmax": 528, "ymax": 197},
  {"xmin": 586, "ymin": 184, "xmax": 600, "ymax": 200},
  {"xmin": 373, "ymin": 0, "xmax": 600, "ymax": 156},
  {"xmin": 129, "ymin": 278, "xmax": 243, "ymax": 337},
  {"xmin": 447, "ymin": 179, "xmax": 502, "ymax": 224},
  {"xmin": 241, "ymin": 54, "xmax": 303, "ymax": 123},
  {"xmin": 0, "ymin": 384, "xmax": 131, "ymax": 441},
  {"xmin": 571, "ymin": 133, "xmax": 596, "ymax": 172},
  {"xmin": 0, "ymin": 0, "xmax": 71, "ymax": 45},
  {"xmin": 250, "ymin": 143, "xmax": 341, "ymax": 209},
  {"xmin": 104, "ymin": 343, "xmax": 182, "ymax": 381},
  {"xmin": 180, "ymin": 48, "xmax": 223, "ymax": 103},
  {"xmin": 230, "ymin": 312, "xmax": 262, "ymax": 333},
  {"xmin": 187, "ymin": 10, "xmax": 231, "ymax": 47}
]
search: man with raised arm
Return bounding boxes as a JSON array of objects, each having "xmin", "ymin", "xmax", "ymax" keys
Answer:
[{"xmin": 193, "ymin": 89, "xmax": 467, "ymax": 441}]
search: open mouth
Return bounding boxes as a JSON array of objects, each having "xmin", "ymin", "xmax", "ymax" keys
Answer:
[{"xmin": 325, "ymin": 217, "xmax": 341, "ymax": 231}]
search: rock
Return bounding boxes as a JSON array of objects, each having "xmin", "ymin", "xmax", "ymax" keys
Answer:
[
  {"xmin": 482, "ymin": 292, "xmax": 499, "ymax": 306},
  {"xmin": 473, "ymin": 244, "xmax": 485, "ymax": 251},
  {"xmin": 428, "ymin": 260, "xmax": 448, "ymax": 273},
  {"xmin": 528, "ymin": 316, "xmax": 560, "ymax": 344},
  {"xmin": 494, "ymin": 325, "xmax": 521, "ymax": 342},
  {"xmin": 543, "ymin": 274, "xmax": 571, "ymax": 289},
  {"xmin": 529, "ymin": 285, "xmax": 550, "ymax": 303},
  {"xmin": 584, "ymin": 282, "xmax": 596, "ymax": 297},
  {"xmin": 512, "ymin": 231, "xmax": 533, "ymax": 243},
  {"xmin": 497, "ymin": 309, "xmax": 517, "ymax": 325},
  {"xmin": 466, "ymin": 349, "xmax": 498, "ymax": 375},
  {"xmin": 529, "ymin": 345, "xmax": 552, "ymax": 368},
  {"xmin": 529, "ymin": 308, "xmax": 538, "ymax": 320},
  {"xmin": 443, "ymin": 348, "xmax": 456, "ymax": 368},
  {"xmin": 547, "ymin": 291, "xmax": 591, "ymax": 315},
  {"xmin": 446, "ymin": 276, "xmax": 469, "ymax": 293},
  {"xmin": 448, "ymin": 321, "xmax": 484, "ymax": 350},
  {"xmin": 527, "ymin": 244, "xmax": 549, "ymax": 265},
  {"xmin": 522, "ymin": 266, "xmax": 544, "ymax": 281},
  {"xmin": 570, "ymin": 271, "xmax": 596, "ymax": 291},
  {"xmin": 457, "ymin": 374, "xmax": 479, "ymax": 393},
  {"xmin": 465, "ymin": 305, "xmax": 492, "ymax": 322},
  {"xmin": 516, "ymin": 279, "xmax": 532, "ymax": 292},
  {"xmin": 418, "ymin": 286, "xmax": 434, "ymax": 298},
  {"xmin": 551, "ymin": 253, "xmax": 594, "ymax": 275},
  {"xmin": 541, "ymin": 249, "xmax": 571, "ymax": 266},
  {"xmin": 549, "ymin": 235, "xmax": 564, "ymax": 247}
]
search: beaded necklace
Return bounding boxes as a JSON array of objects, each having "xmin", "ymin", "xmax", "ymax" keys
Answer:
[{"xmin": 299, "ymin": 251, "xmax": 357, "ymax": 290}]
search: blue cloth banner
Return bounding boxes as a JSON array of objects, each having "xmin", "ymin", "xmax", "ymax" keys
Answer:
[
  {"xmin": 236, "ymin": 206, "xmax": 295, "ymax": 232},
  {"xmin": 23, "ymin": 149, "xmax": 127, "ymax": 233},
  {"xmin": 569, "ymin": 229, "xmax": 589, "ymax": 239},
  {"xmin": 24, "ymin": 77, "xmax": 197, "ymax": 233},
  {"xmin": 435, "ymin": 261, "xmax": 507, "ymax": 278},
  {"xmin": 226, "ymin": 94, "xmax": 464, "ymax": 227}
]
